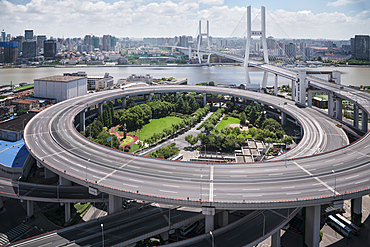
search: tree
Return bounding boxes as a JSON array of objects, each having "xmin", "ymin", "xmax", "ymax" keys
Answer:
[
  {"xmin": 208, "ymin": 81, "xmax": 215, "ymax": 86},
  {"xmin": 203, "ymin": 122, "xmax": 214, "ymax": 133},
  {"xmin": 282, "ymin": 136, "xmax": 293, "ymax": 145},
  {"xmin": 221, "ymin": 127, "xmax": 231, "ymax": 136},
  {"xmin": 232, "ymin": 127, "xmax": 241, "ymax": 136},
  {"xmin": 240, "ymin": 112, "xmax": 247, "ymax": 125},
  {"xmin": 185, "ymin": 134, "xmax": 199, "ymax": 147}
]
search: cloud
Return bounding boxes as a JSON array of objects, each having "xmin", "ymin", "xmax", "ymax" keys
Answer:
[
  {"xmin": 327, "ymin": 0, "xmax": 365, "ymax": 7},
  {"xmin": 0, "ymin": 0, "xmax": 368, "ymax": 39}
]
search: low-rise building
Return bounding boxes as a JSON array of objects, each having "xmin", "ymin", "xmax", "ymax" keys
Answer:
[{"xmin": 87, "ymin": 73, "xmax": 114, "ymax": 91}]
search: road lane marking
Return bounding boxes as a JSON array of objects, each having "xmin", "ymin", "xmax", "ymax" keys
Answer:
[
  {"xmin": 355, "ymin": 179, "xmax": 369, "ymax": 184},
  {"xmin": 209, "ymin": 165, "xmax": 214, "ymax": 202},
  {"xmin": 293, "ymin": 161, "xmax": 338, "ymax": 195},
  {"xmin": 160, "ymin": 190, "xmax": 178, "ymax": 194},
  {"xmin": 97, "ymin": 156, "xmax": 137, "ymax": 183},
  {"xmin": 129, "ymin": 179, "xmax": 144, "ymax": 183},
  {"xmin": 122, "ymin": 183, "xmax": 138, "ymax": 188},
  {"xmin": 162, "ymin": 184, "xmax": 179, "ymax": 188}
]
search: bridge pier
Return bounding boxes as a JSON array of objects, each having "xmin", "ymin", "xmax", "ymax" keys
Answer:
[
  {"xmin": 305, "ymin": 205, "xmax": 320, "ymax": 247},
  {"xmin": 362, "ymin": 111, "xmax": 368, "ymax": 132},
  {"xmin": 218, "ymin": 210, "xmax": 229, "ymax": 227},
  {"xmin": 149, "ymin": 93, "xmax": 154, "ymax": 101},
  {"xmin": 203, "ymin": 207, "xmax": 215, "ymax": 233},
  {"xmin": 0, "ymin": 196, "xmax": 3, "ymax": 210},
  {"xmin": 281, "ymin": 112, "xmax": 287, "ymax": 126},
  {"xmin": 98, "ymin": 103, "xmax": 103, "ymax": 116},
  {"xmin": 291, "ymin": 80, "xmax": 295, "ymax": 101},
  {"xmin": 328, "ymin": 93, "xmax": 334, "ymax": 117},
  {"xmin": 351, "ymin": 197, "xmax": 362, "ymax": 226},
  {"xmin": 331, "ymin": 70, "xmax": 341, "ymax": 84},
  {"xmin": 176, "ymin": 92, "xmax": 179, "ymax": 98},
  {"xmin": 262, "ymin": 71, "xmax": 268, "ymax": 89},
  {"xmin": 79, "ymin": 110, "xmax": 85, "ymax": 132},
  {"xmin": 44, "ymin": 167, "xmax": 56, "ymax": 179},
  {"xmin": 59, "ymin": 175, "xmax": 72, "ymax": 186},
  {"xmin": 271, "ymin": 229, "xmax": 281, "ymax": 247},
  {"xmin": 336, "ymin": 98, "xmax": 342, "ymax": 121},
  {"xmin": 160, "ymin": 231, "xmax": 169, "ymax": 243},
  {"xmin": 65, "ymin": 202, "xmax": 71, "ymax": 224},
  {"xmin": 27, "ymin": 200, "xmax": 34, "ymax": 217},
  {"xmin": 203, "ymin": 93, "xmax": 207, "ymax": 107},
  {"xmin": 274, "ymin": 74, "xmax": 278, "ymax": 95},
  {"xmin": 307, "ymin": 91, "xmax": 313, "ymax": 107},
  {"xmin": 108, "ymin": 194, "xmax": 121, "ymax": 214},
  {"xmin": 296, "ymin": 71, "xmax": 307, "ymax": 105},
  {"xmin": 354, "ymin": 105, "xmax": 359, "ymax": 128},
  {"xmin": 122, "ymin": 96, "xmax": 128, "ymax": 109}
]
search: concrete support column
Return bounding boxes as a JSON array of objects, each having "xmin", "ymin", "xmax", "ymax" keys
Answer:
[
  {"xmin": 203, "ymin": 207, "xmax": 215, "ymax": 233},
  {"xmin": 108, "ymin": 194, "xmax": 121, "ymax": 214},
  {"xmin": 271, "ymin": 229, "xmax": 281, "ymax": 247},
  {"xmin": 291, "ymin": 80, "xmax": 295, "ymax": 101},
  {"xmin": 79, "ymin": 110, "xmax": 85, "ymax": 132},
  {"xmin": 262, "ymin": 71, "xmax": 268, "ymax": 89},
  {"xmin": 176, "ymin": 92, "xmax": 179, "ymax": 98},
  {"xmin": 219, "ymin": 102, "xmax": 222, "ymax": 108},
  {"xmin": 122, "ymin": 97, "xmax": 126, "ymax": 109},
  {"xmin": 98, "ymin": 103, "xmax": 103, "ymax": 116},
  {"xmin": 203, "ymin": 93, "xmax": 207, "ymax": 107},
  {"xmin": 149, "ymin": 93, "xmax": 154, "ymax": 101},
  {"xmin": 221, "ymin": 210, "xmax": 228, "ymax": 227},
  {"xmin": 305, "ymin": 205, "xmax": 320, "ymax": 247},
  {"xmin": 65, "ymin": 202, "xmax": 71, "ymax": 223},
  {"xmin": 362, "ymin": 110, "xmax": 368, "ymax": 132},
  {"xmin": 354, "ymin": 104, "xmax": 359, "ymax": 128},
  {"xmin": 274, "ymin": 74, "xmax": 278, "ymax": 95},
  {"xmin": 59, "ymin": 175, "xmax": 72, "ymax": 186},
  {"xmin": 281, "ymin": 112, "xmax": 287, "ymax": 126},
  {"xmin": 336, "ymin": 98, "xmax": 342, "ymax": 121},
  {"xmin": 27, "ymin": 200, "xmax": 34, "ymax": 217},
  {"xmin": 308, "ymin": 91, "xmax": 313, "ymax": 107},
  {"xmin": 160, "ymin": 231, "xmax": 169, "ymax": 243},
  {"xmin": 0, "ymin": 196, "xmax": 3, "ymax": 210},
  {"xmin": 351, "ymin": 197, "xmax": 362, "ymax": 225},
  {"xmin": 328, "ymin": 93, "xmax": 334, "ymax": 117},
  {"xmin": 332, "ymin": 70, "xmax": 341, "ymax": 84},
  {"xmin": 44, "ymin": 168, "xmax": 55, "ymax": 179}
]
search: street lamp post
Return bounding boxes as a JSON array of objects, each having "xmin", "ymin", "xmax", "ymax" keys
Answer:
[
  {"xmin": 101, "ymin": 223, "xmax": 104, "ymax": 247},
  {"xmin": 332, "ymin": 170, "xmax": 336, "ymax": 196},
  {"xmin": 210, "ymin": 231, "xmax": 214, "ymax": 247},
  {"xmin": 262, "ymin": 211, "xmax": 266, "ymax": 236},
  {"xmin": 17, "ymin": 176, "xmax": 21, "ymax": 197}
]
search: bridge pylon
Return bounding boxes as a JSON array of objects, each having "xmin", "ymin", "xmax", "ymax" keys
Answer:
[
  {"xmin": 244, "ymin": 6, "xmax": 269, "ymax": 90},
  {"xmin": 197, "ymin": 20, "xmax": 211, "ymax": 64}
]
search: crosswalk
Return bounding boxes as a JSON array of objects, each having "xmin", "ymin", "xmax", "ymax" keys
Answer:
[{"xmin": 0, "ymin": 223, "xmax": 32, "ymax": 246}]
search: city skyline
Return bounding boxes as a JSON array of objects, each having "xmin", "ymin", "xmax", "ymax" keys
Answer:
[{"xmin": 0, "ymin": 0, "xmax": 369, "ymax": 40}]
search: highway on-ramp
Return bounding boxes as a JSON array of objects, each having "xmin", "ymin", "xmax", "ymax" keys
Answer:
[{"xmin": 23, "ymin": 83, "xmax": 370, "ymax": 210}]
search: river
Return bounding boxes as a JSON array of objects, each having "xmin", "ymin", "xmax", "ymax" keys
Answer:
[{"xmin": 0, "ymin": 65, "xmax": 369, "ymax": 87}]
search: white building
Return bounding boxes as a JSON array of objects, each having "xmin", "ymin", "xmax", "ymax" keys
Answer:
[{"xmin": 34, "ymin": 75, "xmax": 87, "ymax": 103}]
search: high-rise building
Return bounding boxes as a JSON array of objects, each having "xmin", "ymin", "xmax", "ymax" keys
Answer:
[
  {"xmin": 266, "ymin": 36, "xmax": 276, "ymax": 50},
  {"xmin": 0, "ymin": 41, "xmax": 19, "ymax": 63},
  {"xmin": 179, "ymin": 35, "xmax": 189, "ymax": 47},
  {"xmin": 102, "ymin": 35, "xmax": 111, "ymax": 51},
  {"xmin": 37, "ymin": 35, "xmax": 47, "ymax": 52},
  {"xmin": 353, "ymin": 35, "xmax": 370, "ymax": 60},
  {"xmin": 284, "ymin": 43, "xmax": 296, "ymax": 59},
  {"xmin": 13, "ymin": 36, "xmax": 24, "ymax": 55},
  {"xmin": 303, "ymin": 47, "xmax": 313, "ymax": 61},
  {"xmin": 1, "ymin": 30, "xmax": 5, "ymax": 42},
  {"xmin": 44, "ymin": 39, "xmax": 57, "ymax": 60},
  {"xmin": 110, "ymin": 36, "xmax": 117, "ymax": 48},
  {"xmin": 84, "ymin": 35, "xmax": 92, "ymax": 46},
  {"xmin": 25, "ymin": 30, "xmax": 34, "ymax": 41},
  {"xmin": 22, "ymin": 41, "xmax": 37, "ymax": 60},
  {"xmin": 92, "ymin": 36, "xmax": 99, "ymax": 49}
]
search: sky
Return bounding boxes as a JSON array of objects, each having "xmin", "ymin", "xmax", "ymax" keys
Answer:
[{"xmin": 0, "ymin": 0, "xmax": 369, "ymax": 40}]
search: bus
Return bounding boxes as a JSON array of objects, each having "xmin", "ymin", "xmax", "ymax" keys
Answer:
[
  {"xmin": 327, "ymin": 215, "xmax": 352, "ymax": 238},
  {"xmin": 169, "ymin": 154, "xmax": 183, "ymax": 161},
  {"xmin": 180, "ymin": 221, "xmax": 198, "ymax": 236},
  {"xmin": 335, "ymin": 214, "xmax": 361, "ymax": 236}
]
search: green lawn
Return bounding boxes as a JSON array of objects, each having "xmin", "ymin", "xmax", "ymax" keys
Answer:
[
  {"xmin": 14, "ymin": 84, "xmax": 34, "ymax": 91},
  {"xmin": 215, "ymin": 116, "xmax": 241, "ymax": 131},
  {"xmin": 128, "ymin": 116, "xmax": 180, "ymax": 141}
]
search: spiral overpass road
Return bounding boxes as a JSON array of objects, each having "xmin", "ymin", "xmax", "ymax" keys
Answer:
[{"xmin": 22, "ymin": 79, "xmax": 370, "ymax": 211}]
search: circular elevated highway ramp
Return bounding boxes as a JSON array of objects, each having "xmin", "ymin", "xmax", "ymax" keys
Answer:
[{"xmin": 24, "ymin": 85, "xmax": 370, "ymax": 210}]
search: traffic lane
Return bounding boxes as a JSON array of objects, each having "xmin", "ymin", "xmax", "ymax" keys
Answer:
[{"xmin": 190, "ymin": 209, "xmax": 292, "ymax": 247}]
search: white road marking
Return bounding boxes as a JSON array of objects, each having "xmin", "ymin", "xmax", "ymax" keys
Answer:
[
  {"xmin": 129, "ymin": 179, "xmax": 144, "ymax": 183},
  {"xmin": 162, "ymin": 184, "xmax": 179, "ymax": 188},
  {"xmin": 98, "ymin": 156, "xmax": 137, "ymax": 183},
  {"xmin": 160, "ymin": 190, "xmax": 178, "ymax": 194},
  {"xmin": 355, "ymin": 179, "xmax": 369, "ymax": 184},
  {"xmin": 242, "ymin": 188, "xmax": 260, "ymax": 191},
  {"xmin": 293, "ymin": 161, "xmax": 338, "ymax": 195},
  {"xmin": 282, "ymin": 186, "xmax": 295, "ymax": 189},
  {"xmin": 122, "ymin": 183, "xmax": 138, "ymax": 188},
  {"xmin": 286, "ymin": 192, "xmax": 301, "ymax": 195}
]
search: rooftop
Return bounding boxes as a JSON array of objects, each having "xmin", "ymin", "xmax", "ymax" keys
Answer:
[
  {"xmin": 0, "ymin": 112, "xmax": 37, "ymax": 132},
  {"xmin": 35, "ymin": 75, "xmax": 85, "ymax": 82},
  {"xmin": 0, "ymin": 139, "xmax": 29, "ymax": 168}
]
